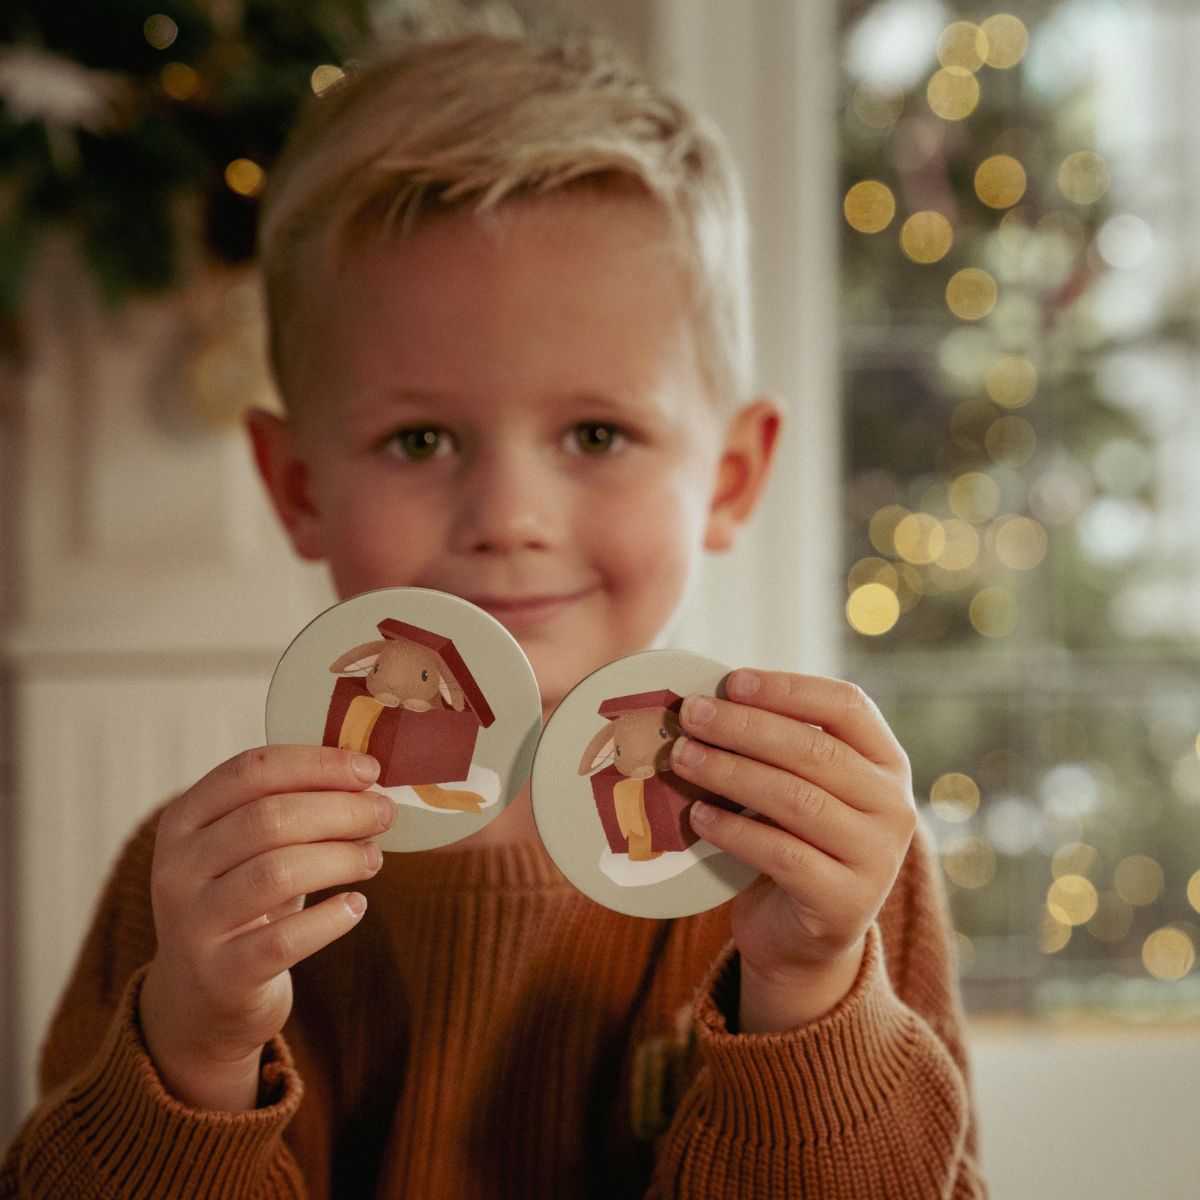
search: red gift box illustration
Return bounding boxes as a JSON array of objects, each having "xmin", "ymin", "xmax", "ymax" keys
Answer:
[
  {"xmin": 577, "ymin": 689, "xmax": 733, "ymax": 861},
  {"xmin": 323, "ymin": 618, "xmax": 495, "ymax": 811}
]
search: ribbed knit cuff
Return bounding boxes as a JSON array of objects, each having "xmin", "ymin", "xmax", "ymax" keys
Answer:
[
  {"xmin": 34, "ymin": 966, "xmax": 303, "ymax": 1199},
  {"xmin": 691, "ymin": 924, "xmax": 933, "ymax": 1146}
]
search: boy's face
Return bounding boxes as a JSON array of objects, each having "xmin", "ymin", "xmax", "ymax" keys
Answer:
[{"xmin": 254, "ymin": 193, "xmax": 777, "ymax": 713}]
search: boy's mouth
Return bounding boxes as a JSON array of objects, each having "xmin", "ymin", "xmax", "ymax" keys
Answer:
[{"xmin": 465, "ymin": 586, "xmax": 597, "ymax": 627}]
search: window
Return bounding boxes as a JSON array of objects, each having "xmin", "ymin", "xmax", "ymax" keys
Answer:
[{"xmin": 839, "ymin": 0, "xmax": 1200, "ymax": 1012}]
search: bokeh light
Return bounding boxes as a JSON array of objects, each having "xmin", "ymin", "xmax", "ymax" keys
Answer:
[
  {"xmin": 900, "ymin": 211, "xmax": 954, "ymax": 263},
  {"xmin": 991, "ymin": 515, "xmax": 1049, "ymax": 570},
  {"xmin": 931, "ymin": 772, "xmax": 981, "ymax": 821},
  {"xmin": 852, "ymin": 86, "xmax": 906, "ymax": 130},
  {"xmin": 927, "ymin": 68, "xmax": 981, "ymax": 121},
  {"xmin": 938, "ymin": 22, "xmax": 988, "ymax": 73},
  {"xmin": 1047, "ymin": 874, "xmax": 1099, "ymax": 926},
  {"xmin": 311, "ymin": 65, "xmax": 346, "ymax": 95},
  {"xmin": 980, "ymin": 14, "xmax": 1029, "ymax": 69},
  {"xmin": 969, "ymin": 587, "xmax": 1019, "ymax": 637},
  {"xmin": 160, "ymin": 63, "xmax": 199, "ymax": 101},
  {"xmin": 1114, "ymin": 855, "xmax": 1165, "ymax": 906},
  {"xmin": 985, "ymin": 415, "xmax": 1037, "ymax": 465},
  {"xmin": 1142, "ymin": 927, "xmax": 1195, "ymax": 981},
  {"xmin": 1058, "ymin": 151, "xmax": 1110, "ymax": 206},
  {"xmin": 844, "ymin": 181, "xmax": 896, "ymax": 233},
  {"xmin": 942, "ymin": 835, "xmax": 997, "ymax": 888},
  {"xmin": 1087, "ymin": 892, "xmax": 1133, "ymax": 943},
  {"xmin": 1187, "ymin": 869, "xmax": 1200, "ymax": 914},
  {"xmin": 1052, "ymin": 841, "xmax": 1100, "ymax": 880},
  {"xmin": 946, "ymin": 268, "xmax": 998, "ymax": 320},
  {"xmin": 986, "ymin": 356, "xmax": 1038, "ymax": 408},
  {"xmin": 847, "ymin": 582, "xmax": 901, "ymax": 635},
  {"xmin": 893, "ymin": 512, "xmax": 945, "ymax": 564},
  {"xmin": 868, "ymin": 505, "xmax": 910, "ymax": 555},
  {"xmin": 949, "ymin": 472, "xmax": 1001, "ymax": 523},
  {"xmin": 974, "ymin": 155, "xmax": 1027, "ymax": 209},
  {"xmin": 144, "ymin": 14, "xmax": 179, "ymax": 50},
  {"xmin": 1040, "ymin": 909, "xmax": 1071, "ymax": 954},
  {"xmin": 225, "ymin": 158, "xmax": 266, "ymax": 197},
  {"xmin": 936, "ymin": 519, "xmax": 981, "ymax": 570}
]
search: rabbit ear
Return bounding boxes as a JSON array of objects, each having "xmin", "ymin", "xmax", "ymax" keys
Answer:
[
  {"xmin": 329, "ymin": 641, "xmax": 387, "ymax": 674},
  {"xmin": 578, "ymin": 724, "xmax": 617, "ymax": 775},
  {"xmin": 437, "ymin": 673, "xmax": 466, "ymax": 711}
]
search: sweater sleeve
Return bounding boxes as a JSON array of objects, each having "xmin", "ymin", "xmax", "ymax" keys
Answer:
[
  {"xmin": 0, "ymin": 811, "xmax": 308, "ymax": 1200},
  {"xmin": 648, "ymin": 826, "xmax": 988, "ymax": 1199}
]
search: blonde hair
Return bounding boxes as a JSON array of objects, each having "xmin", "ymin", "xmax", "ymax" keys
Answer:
[{"xmin": 260, "ymin": 26, "xmax": 753, "ymax": 408}]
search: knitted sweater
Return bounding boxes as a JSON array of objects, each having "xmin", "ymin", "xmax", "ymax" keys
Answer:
[{"xmin": 1, "ymin": 811, "xmax": 986, "ymax": 1198}]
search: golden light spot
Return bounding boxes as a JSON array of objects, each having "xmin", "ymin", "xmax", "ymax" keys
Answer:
[
  {"xmin": 931, "ymin": 772, "xmax": 981, "ymax": 822},
  {"xmin": 1143, "ymin": 927, "xmax": 1195, "ymax": 981},
  {"xmin": 847, "ymin": 557, "xmax": 899, "ymax": 592},
  {"xmin": 894, "ymin": 513, "xmax": 946, "ymax": 565},
  {"xmin": 927, "ymin": 68, "xmax": 981, "ymax": 121},
  {"xmin": 1047, "ymin": 874, "xmax": 1099, "ymax": 926},
  {"xmin": 144, "ymin": 13, "xmax": 179, "ymax": 50},
  {"xmin": 225, "ymin": 159, "xmax": 266, "ymax": 198},
  {"xmin": 1058, "ymin": 151, "xmax": 1110, "ymax": 206},
  {"xmin": 985, "ymin": 415, "xmax": 1036, "ymax": 465},
  {"xmin": 954, "ymin": 931, "xmax": 977, "ymax": 973},
  {"xmin": 946, "ymin": 268, "xmax": 998, "ymax": 321},
  {"xmin": 1040, "ymin": 909, "xmax": 1071, "ymax": 953},
  {"xmin": 853, "ymin": 86, "xmax": 905, "ymax": 130},
  {"xmin": 900, "ymin": 211, "xmax": 954, "ymax": 264},
  {"xmin": 969, "ymin": 587, "xmax": 1019, "ymax": 637},
  {"xmin": 160, "ymin": 62, "xmax": 199, "ymax": 101},
  {"xmin": 981, "ymin": 14, "xmax": 1030, "ymax": 69},
  {"xmin": 846, "ymin": 583, "xmax": 901, "ymax": 636},
  {"xmin": 949, "ymin": 472, "xmax": 1000, "ymax": 523},
  {"xmin": 1188, "ymin": 869, "xmax": 1200, "ymax": 914},
  {"xmin": 975, "ymin": 155, "xmax": 1027, "ymax": 209},
  {"xmin": 844, "ymin": 181, "xmax": 896, "ymax": 233},
  {"xmin": 868, "ymin": 505, "xmax": 910, "ymax": 555},
  {"xmin": 894, "ymin": 564, "xmax": 926, "ymax": 611},
  {"xmin": 1114, "ymin": 855, "xmax": 1164, "ymax": 906},
  {"xmin": 1052, "ymin": 841, "xmax": 1099, "ymax": 880},
  {"xmin": 986, "ymin": 356, "xmax": 1038, "ymax": 408},
  {"xmin": 992, "ymin": 515, "xmax": 1048, "ymax": 570},
  {"xmin": 1087, "ymin": 892, "xmax": 1133, "ymax": 943},
  {"xmin": 942, "ymin": 836, "xmax": 997, "ymax": 889},
  {"xmin": 938, "ymin": 22, "xmax": 988, "ymax": 73},
  {"xmin": 936, "ymin": 519, "xmax": 981, "ymax": 571},
  {"xmin": 311, "ymin": 64, "xmax": 346, "ymax": 95}
]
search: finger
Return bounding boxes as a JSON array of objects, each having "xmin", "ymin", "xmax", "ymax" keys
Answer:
[
  {"xmin": 670, "ymin": 735, "xmax": 868, "ymax": 864},
  {"xmin": 223, "ymin": 892, "xmax": 369, "ymax": 987},
  {"xmin": 197, "ymin": 789, "xmax": 396, "ymax": 879},
  {"xmin": 722, "ymin": 670, "xmax": 906, "ymax": 767},
  {"xmin": 168, "ymin": 745, "xmax": 381, "ymax": 836},
  {"xmin": 688, "ymin": 801, "xmax": 852, "ymax": 898},
  {"xmin": 210, "ymin": 840, "xmax": 383, "ymax": 932},
  {"xmin": 678, "ymin": 693, "xmax": 887, "ymax": 813}
]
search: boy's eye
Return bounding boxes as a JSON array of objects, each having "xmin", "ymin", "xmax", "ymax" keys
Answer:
[
  {"xmin": 386, "ymin": 427, "xmax": 451, "ymax": 462},
  {"xmin": 567, "ymin": 422, "xmax": 627, "ymax": 456}
]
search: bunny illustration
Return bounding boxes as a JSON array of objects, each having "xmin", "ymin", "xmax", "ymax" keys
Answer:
[
  {"xmin": 324, "ymin": 618, "xmax": 495, "ymax": 811},
  {"xmin": 578, "ymin": 690, "xmax": 688, "ymax": 862}
]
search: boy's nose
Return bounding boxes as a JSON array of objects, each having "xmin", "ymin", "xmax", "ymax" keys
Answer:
[{"xmin": 449, "ymin": 450, "xmax": 556, "ymax": 554}]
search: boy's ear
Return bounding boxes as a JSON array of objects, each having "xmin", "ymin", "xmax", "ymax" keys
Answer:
[
  {"xmin": 245, "ymin": 408, "xmax": 327, "ymax": 561},
  {"xmin": 704, "ymin": 397, "xmax": 783, "ymax": 553}
]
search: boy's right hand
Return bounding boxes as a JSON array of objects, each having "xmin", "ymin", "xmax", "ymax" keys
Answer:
[{"xmin": 138, "ymin": 745, "xmax": 393, "ymax": 1113}]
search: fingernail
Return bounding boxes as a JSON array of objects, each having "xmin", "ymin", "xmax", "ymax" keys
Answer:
[
  {"xmin": 343, "ymin": 892, "xmax": 367, "ymax": 918},
  {"xmin": 351, "ymin": 754, "xmax": 380, "ymax": 783},
  {"xmin": 728, "ymin": 669, "xmax": 760, "ymax": 699},
  {"xmin": 673, "ymin": 736, "xmax": 706, "ymax": 767},
  {"xmin": 684, "ymin": 694, "xmax": 716, "ymax": 724},
  {"xmin": 371, "ymin": 793, "xmax": 396, "ymax": 829},
  {"xmin": 364, "ymin": 842, "xmax": 383, "ymax": 872},
  {"xmin": 690, "ymin": 801, "xmax": 714, "ymax": 825}
]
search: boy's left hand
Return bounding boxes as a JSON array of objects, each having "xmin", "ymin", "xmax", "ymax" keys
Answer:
[{"xmin": 669, "ymin": 668, "xmax": 917, "ymax": 1033}]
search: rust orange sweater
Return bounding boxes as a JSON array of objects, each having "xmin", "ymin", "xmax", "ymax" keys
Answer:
[{"xmin": 2, "ymin": 813, "xmax": 986, "ymax": 1198}]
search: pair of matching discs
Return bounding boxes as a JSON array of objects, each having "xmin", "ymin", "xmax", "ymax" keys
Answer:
[{"xmin": 266, "ymin": 587, "xmax": 758, "ymax": 918}]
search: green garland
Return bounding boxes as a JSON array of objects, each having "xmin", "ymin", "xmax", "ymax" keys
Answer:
[{"xmin": 0, "ymin": 0, "xmax": 389, "ymax": 311}]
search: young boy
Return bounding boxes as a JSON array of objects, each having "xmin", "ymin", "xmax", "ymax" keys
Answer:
[{"xmin": 1, "ymin": 27, "xmax": 985, "ymax": 1200}]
